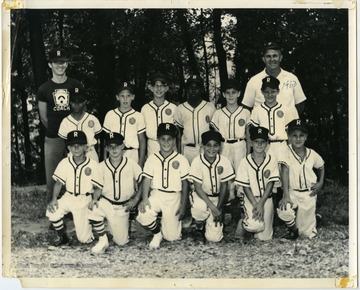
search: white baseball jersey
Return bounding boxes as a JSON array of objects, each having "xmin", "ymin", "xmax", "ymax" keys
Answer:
[
  {"xmin": 141, "ymin": 100, "xmax": 177, "ymax": 140},
  {"xmin": 249, "ymin": 103, "xmax": 297, "ymax": 141},
  {"xmin": 142, "ymin": 151, "xmax": 190, "ymax": 192},
  {"xmin": 53, "ymin": 156, "xmax": 103, "ymax": 195},
  {"xmin": 235, "ymin": 154, "xmax": 279, "ymax": 198},
  {"xmin": 58, "ymin": 112, "xmax": 102, "ymax": 146},
  {"xmin": 189, "ymin": 154, "xmax": 235, "ymax": 195},
  {"xmin": 174, "ymin": 100, "xmax": 216, "ymax": 145},
  {"xmin": 100, "ymin": 157, "xmax": 142, "ymax": 202},
  {"xmin": 103, "ymin": 108, "xmax": 146, "ymax": 149},
  {"xmin": 242, "ymin": 68, "xmax": 307, "ymax": 111}
]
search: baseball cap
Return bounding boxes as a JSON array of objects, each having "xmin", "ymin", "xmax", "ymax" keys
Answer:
[
  {"xmin": 287, "ymin": 119, "xmax": 308, "ymax": 134},
  {"xmin": 116, "ymin": 81, "xmax": 135, "ymax": 94},
  {"xmin": 157, "ymin": 123, "xmax": 178, "ymax": 138},
  {"xmin": 261, "ymin": 76, "xmax": 280, "ymax": 90},
  {"xmin": 66, "ymin": 130, "xmax": 87, "ymax": 146},
  {"xmin": 149, "ymin": 73, "xmax": 168, "ymax": 85},
  {"xmin": 186, "ymin": 74, "xmax": 204, "ymax": 87},
  {"xmin": 48, "ymin": 48, "xmax": 69, "ymax": 62},
  {"xmin": 263, "ymin": 42, "xmax": 282, "ymax": 54},
  {"xmin": 249, "ymin": 126, "xmax": 269, "ymax": 141},
  {"xmin": 201, "ymin": 130, "xmax": 224, "ymax": 145},
  {"xmin": 105, "ymin": 132, "xmax": 125, "ymax": 146},
  {"xmin": 70, "ymin": 87, "xmax": 87, "ymax": 102},
  {"xmin": 221, "ymin": 78, "xmax": 241, "ymax": 92}
]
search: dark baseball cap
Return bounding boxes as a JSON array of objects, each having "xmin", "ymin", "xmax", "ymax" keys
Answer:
[
  {"xmin": 116, "ymin": 81, "xmax": 135, "ymax": 94},
  {"xmin": 149, "ymin": 73, "xmax": 168, "ymax": 85},
  {"xmin": 48, "ymin": 48, "xmax": 69, "ymax": 62},
  {"xmin": 201, "ymin": 130, "xmax": 224, "ymax": 145},
  {"xmin": 221, "ymin": 78, "xmax": 241, "ymax": 92},
  {"xmin": 105, "ymin": 132, "xmax": 125, "ymax": 146},
  {"xmin": 287, "ymin": 119, "xmax": 308, "ymax": 134},
  {"xmin": 261, "ymin": 76, "xmax": 280, "ymax": 90},
  {"xmin": 70, "ymin": 87, "xmax": 87, "ymax": 102},
  {"xmin": 263, "ymin": 42, "xmax": 282, "ymax": 54},
  {"xmin": 249, "ymin": 126, "xmax": 269, "ymax": 141},
  {"xmin": 66, "ymin": 130, "xmax": 87, "ymax": 145},
  {"xmin": 157, "ymin": 123, "xmax": 178, "ymax": 138},
  {"xmin": 186, "ymin": 75, "xmax": 204, "ymax": 87}
]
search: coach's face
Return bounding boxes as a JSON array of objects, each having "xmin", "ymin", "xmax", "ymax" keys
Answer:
[
  {"xmin": 48, "ymin": 61, "xmax": 68, "ymax": 77},
  {"xmin": 262, "ymin": 49, "xmax": 282, "ymax": 71}
]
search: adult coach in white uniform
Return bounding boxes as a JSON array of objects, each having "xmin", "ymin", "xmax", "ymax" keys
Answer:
[{"xmin": 242, "ymin": 42, "xmax": 306, "ymax": 116}]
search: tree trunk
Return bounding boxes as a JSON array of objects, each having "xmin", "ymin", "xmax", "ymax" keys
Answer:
[{"xmin": 200, "ymin": 9, "xmax": 210, "ymax": 98}]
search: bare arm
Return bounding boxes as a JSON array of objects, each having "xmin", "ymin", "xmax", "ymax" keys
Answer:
[
  {"xmin": 295, "ymin": 101, "xmax": 306, "ymax": 116},
  {"xmin": 138, "ymin": 132, "xmax": 146, "ymax": 169},
  {"xmin": 310, "ymin": 166, "xmax": 325, "ymax": 197},
  {"xmin": 138, "ymin": 177, "xmax": 151, "ymax": 213},
  {"xmin": 38, "ymin": 101, "xmax": 48, "ymax": 129},
  {"xmin": 193, "ymin": 181, "xmax": 221, "ymax": 222},
  {"xmin": 47, "ymin": 180, "xmax": 63, "ymax": 213},
  {"xmin": 88, "ymin": 186, "xmax": 103, "ymax": 210},
  {"xmin": 278, "ymin": 164, "xmax": 293, "ymax": 210},
  {"xmin": 175, "ymin": 179, "xmax": 189, "ymax": 220}
]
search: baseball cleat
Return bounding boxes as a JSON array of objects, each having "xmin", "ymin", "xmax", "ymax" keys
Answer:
[
  {"xmin": 149, "ymin": 232, "xmax": 163, "ymax": 249},
  {"xmin": 283, "ymin": 229, "xmax": 299, "ymax": 240},
  {"xmin": 53, "ymin": 235, "xmax": 70, "ymax": 247},
  {"xmin": 91, "ymin": 235, "xmax": 109, "ymax": 254}
]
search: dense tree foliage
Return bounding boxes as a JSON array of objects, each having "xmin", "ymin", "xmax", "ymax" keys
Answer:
[{"xmin": 9, "ymin": 8, "xmax": 349, "ymax": 185}]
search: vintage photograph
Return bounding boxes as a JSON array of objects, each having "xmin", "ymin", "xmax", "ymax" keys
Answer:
[{"xmin": 2, "ymin": 1, "xmax": 357, "ymax": 288}]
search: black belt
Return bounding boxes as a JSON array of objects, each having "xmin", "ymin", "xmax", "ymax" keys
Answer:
[
  {"xmin": 123, "ymin": 147, "xmax": 134, "ymax": 150},
  {"xmin": 255, "ymin": 195, "xmax": 272, "ymax": 199},
  {"xmin": 208, "ymin": 193, "xmax": 219, "ymax": 197},
  {"xmin": 101, "ymin": 195, "xmax": 129, "ymax": 205},
  {"xmin": 184, "ymin": 143, "xmax": 197, "ymax": 147},
  {"xmin": 158, "ymin": 189, "xmax": 177, "ymax": 194},
  {"xmin": 225, "ymin": 138, "xmax": 245, "ymax": 144},
  {"xmin": 294, "ymin": 188, "xmax": 311, "ymax": 192},
  {"xmin": 269, "ymin": 140, "xmax": 286, "ymax": 143},
  {"xmin": 68, "ymin": 191, "xmax": 91, "ymax": 196}
]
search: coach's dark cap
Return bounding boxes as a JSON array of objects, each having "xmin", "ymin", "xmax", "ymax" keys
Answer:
[
  {"xmin": 150, "ymin": 73, "xmax": 168, "ymax": 85},
  {"xmin": 116, "ymin": 81, "xmax": 135, "ymax": 94},
  {"xmin": 261, "ymin": 76, "xmax": 280, "ymax": 90},
  {"xmin": 221, "ymin": 78, "xmax": 241, "ymax": 92},
  {"xmin": 48, "ymin": 48, "xmax": 69, "ymax": 62},
  {"xmin": 186, "ymin": 75, "xmax": 204, "ymax": 87},
  {"xmin": 250, "ymin": 126, "xmax": 269, "ymax": 141},
  {"xmin": 263, "ymin": 42, "xmax": 282, "ymax": 54},
  {"xmin": 287, "ymin": 119, "xmax": 308, "ymax": 134},
  {"xmin": 201, "ymin": 130, "xmax": 224, "ymax": 145},
  {"xmin": 66, "ymin": 130, "xmax": 87, "ymax": 145},
  {"xmin": 105, "ymin": 132, "xmax": 125, "ymax": 146},
  {"xmin": 157, "ymin": 123, "xmax": 178, "ymax": 138},
  {"xmin": 70, "ymin": 87, "xmax": 87, "ymax": 102}
]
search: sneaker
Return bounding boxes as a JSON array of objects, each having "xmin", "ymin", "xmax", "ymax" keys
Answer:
[
  {"xmin": 149, "ymin": 232, "xmax": 163, "ymax": 249},
  {"xmin": 283, "ymin": 229, "xmax": 299, "ymax": 240},
  {"xmin": 53, "ymin": 235, "xmax": 70, "ymax": 247},
  {"xmin": 91, "ymin": 235, "xmax": 109, "ymax": 254}
]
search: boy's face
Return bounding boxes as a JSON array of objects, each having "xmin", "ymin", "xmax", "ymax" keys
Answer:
[
  {"xmin": 48, "ymin": 61, "xmax": 68, "ymax": 77},
  {"xmin": 116, "ymin": 89, "xmax": 135, "ymax": 110},
  {"xmin": 158, "ymin": 135, "xmax": 176, "ymax": 153},
  {"xmin": 288, "ymin": 129, "xmax": 307, "ymax": 149},
  {"xmin": 223, "ymin": 88, "xmax": 240, "ymax": 106},
  {"xmin": 67, "ymin": 143, "xmax": 87, "ymax": 157},
  {"xmin": 70, "ymin": 99, "xmax": 87, "ymax": 113},
  {"xmin": 262, "ymin": 87, "xmax": 279, "ymax": 106},
  {"xmin": 203, "ymin": 140, "xmax": 221, "ymax": 160},
  {"xmin": 150, "ymin": 81, "xmax": 169, "ymax": 99},
  {"xmin": 262, "ymin": 49, "xmax": 283, "ymax": 71},
  {"xmin": 251, "ymin": 138, "xmax": 268, "ymax": 154},
  {"xmin": 106, "ymin": 143, "xmax": 124, "ymax": 158},
  {"xmin": 186, "ymin": 82, "xmax": 204, "ymax": 101}
]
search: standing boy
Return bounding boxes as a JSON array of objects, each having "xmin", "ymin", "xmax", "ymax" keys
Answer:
[
  {"xmin": 88, "ymin": 132, "xmax": 142, "ymax": 254},
  {"xmin": 46, "ymin": 130, "xmax": 103, "ymax": 246},
  {"xmin": 137, "ymin": 123, "xmax": 190, "ymax": 249},
  {"xmin": 37, "ymin": 48, "xmax": 84, "ymax": 201},
  {"xmin": 174, "ymin": 75, "xmax": 216, "ymax": 164},
  {"xmin": 141, "ymin": 73, "xmax": 177, "ymax": 157},
  {"xmin": 58, "ymin": 87, "xmax": 102, "ymax": 162},
  {"xmin": 103, "ymin": 81, "xmax": 146, "ymax": 168},
  {"xmin": 189, "ymin": 130, "xmax": 235, "ymax": 243},
  {"xmin": 277, "ymin": 119, "xmax": 325, "ymax": 239},
  {"xmin": 234, "ymin": 126, "xmax": 280, "ymax": 240}
]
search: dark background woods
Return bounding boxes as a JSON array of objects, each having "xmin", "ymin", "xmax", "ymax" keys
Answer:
[{"xmin": 10, "ymin": 8, "xmax": 349, "ymax": 186}]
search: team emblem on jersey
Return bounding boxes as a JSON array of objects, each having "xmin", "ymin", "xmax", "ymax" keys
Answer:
[
  {"xmin": 277, "ymin": 110, "xmax": 284, "ymax": 118},
  {"xmin": 52, "ymin": 89, "xmax": 70, "ymax": 111},
  {"xmin": 88, "ymin": 120, "xmax": 94, "ymax": 128},
  {"xmin": 85, "ymin": 167, "xmax": 92, "ymax": 176},
  {"xmin": 238, "ymin": 119, "xmax": 246, "ymax": 126},
  {"xmin": 205, "ymin": 115, "xmax": 211, "ymax": 123},
  {"xmin": 172, "ymin": 161, "xmax": 180, "ymax": 169},
  {"xmin": 165, "ymin": 108, "xmax": 172, "ymax": 116},
  {"xmin": 264, "ymin": 169, "xmax": 270, "ymax": 178},
  {"xmin": 129, "ymin": 117, "xmax": 136, "ymax": 125},
  {"xmin": 217, "ymin": 166, "xmax": 224, "ymax": 174}
]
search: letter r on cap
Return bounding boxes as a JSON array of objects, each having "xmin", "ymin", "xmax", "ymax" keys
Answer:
[
  {"xmin": 267, "ymin": 77, "xmax": 270, "ymax": 83},
  {"xmin": 75, "ymin": 88, "xmax": 79, "ymax": 93},
  {"xmin": 258, "ymin": 129, "xmax": 262, "ymax": 134},
  {"xmin": 166, "ymin": 124, "xmax": 170, "ymax": 130},
  {"xmin": 57, "ymin": 50, "xmax": 61, "ymax": 56},
  {"xmin": 74, "ymin": 132, "xmax": 78, "ymax": 137},
  {"xmin": 124, "ymin": 82, "xmax": 128, "ymax": 87},
  {"xmin": 296, "ymin": 120, "xmax": 301, "ymax": 125},
  {"xmin": 110, "ymin": 132, "xmax": 114, "ymax": 138}
]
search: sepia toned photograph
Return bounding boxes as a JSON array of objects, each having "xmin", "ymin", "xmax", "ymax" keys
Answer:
[{"xmin": 1, "ymin": 0, "xmax": 357, "ymax": 288}]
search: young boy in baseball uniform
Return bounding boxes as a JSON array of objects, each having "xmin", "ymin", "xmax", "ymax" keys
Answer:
[
  {"xmin": 141, "ymin": 73, "xmax": 177, "ymax": 157},
  {"xmin": 137, "ymin": 123, "xmax": 190, "ymax": 249},
  {"xmin": 234, "ymin": 126, "xmax": 280, "ymax": 240},
  {"xmin": 58, "ymin": 87, "xmax": 102, "ymax": 162},
  {"xmin": 189, "ymin": 130, "xmax": 235, "ymax": 243},
  {"xmin": 88, "ymin": 132, "xmax": 142, "ymax": 254},
  {"xmin": 277, "ymin": 119, "xmax": 325, "ymax": 239},
  {"xmin": 46, "ymin": 130, "xmax": 103, "ymax": 246},
  {"xmin": 103, "ymin": 81, "xmax": 146, "ymax": 168}
]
